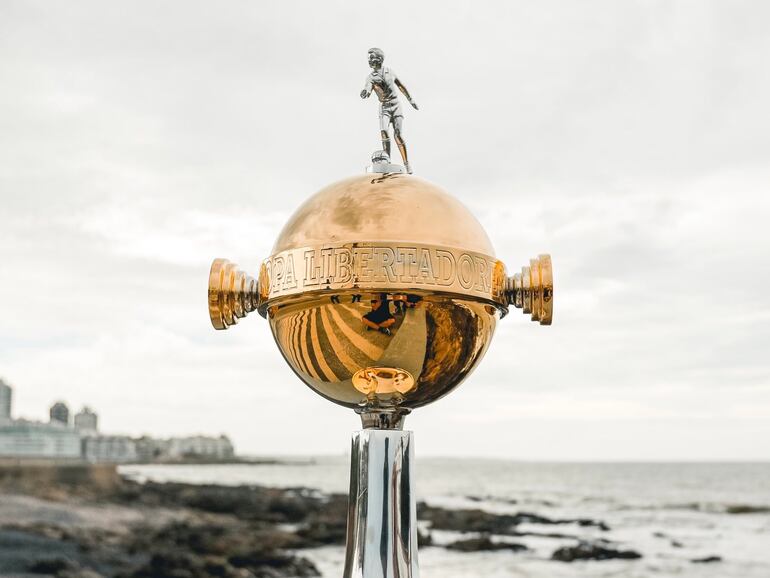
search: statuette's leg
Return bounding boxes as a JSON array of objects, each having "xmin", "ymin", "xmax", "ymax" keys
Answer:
[
  {"xmin": 393, "ymin": 117, "xmax": 410, "ymax": 173},
  {"xmin": 343, "ymin": 429, "xmax": 419, "ymax": 578},
  {"xmin": 380, "ymin": 130, "xmax": 391, "ymax": 158}
]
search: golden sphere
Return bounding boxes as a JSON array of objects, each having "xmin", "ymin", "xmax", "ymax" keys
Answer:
[
  {"xmin": 261, "ymin": 174, "xmax": 504, "ymax": 422},
  {"xmin": 272, "ymin": 174, "xmax": 496, "ymax": 256},
  {"xmin": 207, "ymin": 173, "xmax": 553, "ymax": 423}
]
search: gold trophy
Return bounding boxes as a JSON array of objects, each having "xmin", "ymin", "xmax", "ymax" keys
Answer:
[{"xmin": 207, "ymin": 49, "xmax": 553, "ymax": 578}]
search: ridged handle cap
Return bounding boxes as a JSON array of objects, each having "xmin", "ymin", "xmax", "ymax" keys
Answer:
[
  {"xmin": 208, "ymin": 259, "xmax": 259, "ymax": 330},
  {"xmin": 505, "ymin": 254, "xmax": 553, "ymax": 325}
]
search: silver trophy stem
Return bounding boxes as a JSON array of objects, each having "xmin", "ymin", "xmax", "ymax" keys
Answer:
[{"xmin": 343, "ymin": 429, "xmax": 419, "ymax": 578}]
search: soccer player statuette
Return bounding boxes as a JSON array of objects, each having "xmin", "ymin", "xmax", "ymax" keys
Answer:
[
  {"xmin": 207, "ymin": 60, "xmax": 553, "ymax": 578},
  {"xmin": 360, "ymin": 47, "xmax": 418, "ymax": 174}
]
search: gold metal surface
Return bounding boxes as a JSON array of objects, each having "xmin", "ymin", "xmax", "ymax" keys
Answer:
[
  {"xmin": 271, "ymin": 174, "xmax": 495, "ymax": 256},
  {"xmin": 268, "ymin": 292, "xmax": 496, "ymax": 417},
  {"xmin": 259, "ymin": 242, "xmax": 507, "ymax": 313},
  {"xmin": 352, "ymin": 367, "xmax": 416, "ymax": 396},
  {"xmin": 505, "ymin": 254, "xmax": 553, "ymax": 325},
  {"xmin": 207, "ymin": 173, "xmax": 553, "ymax": 421},
  {"xmin": 208, "ymin": 259, "xmax": 259, "ymax": 330}
]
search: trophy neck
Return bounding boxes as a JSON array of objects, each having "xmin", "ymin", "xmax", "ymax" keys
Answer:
[
  {"xmin": 343, "ymin": 429, "xmax": 419, "ymax": 578},
  {"xmin": 358, "ymin": 409, "xmax": 409, "ymax": 430}
]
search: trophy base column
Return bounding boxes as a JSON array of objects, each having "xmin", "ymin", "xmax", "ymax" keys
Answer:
[{"xmin": 343, "ymin": 429, "xmax": 419, "ymax": 578}]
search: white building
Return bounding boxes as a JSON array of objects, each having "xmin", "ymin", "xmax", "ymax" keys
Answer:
[
  {"xmin": 134, "ymin": 436, "xmax": 171, "ymax": 462},
  {"xmin": 0, "ymin": 420, "xmax": 81, "ymax": 459},
  {"xmin": 0, "ymin": 382, "xmax": 236, "ymax": 462},
  {"xmin": 81, "ymin": 434, "xmax": 234, "ymax": 463},
  {"xmin": 82, "ymin": 435, "xmax": 138, "ymax": 463},
  {"xmin": 0, "ymin": 379, "xmax": 11, "ymax": 424},
  {"xmin": 74, "ymin": 406, "xmax": 98, "ymax": 435},
  {"xmin": 49, "ymin": 401, "xmax": 70, "ymax": 427},
  {"xmin": 0, "ymin": 383, "xmax": 81, "ymax": 459},
  {"xmin": 167, "ymin": 435, "xmax": 235, "ymax": 460}
]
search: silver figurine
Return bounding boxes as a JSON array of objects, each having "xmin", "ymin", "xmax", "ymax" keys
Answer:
[{"xmin": 360, "ymin": 48, "xmax": 419, "ymax": 174}]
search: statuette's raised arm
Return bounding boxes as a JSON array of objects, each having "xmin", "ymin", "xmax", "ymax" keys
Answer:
[
  {"xmin": 360, "ymin": 76, "xmax": 373, "ymax": 99},
  {"xmin": 395, "ymin": 77, "xmax": 418, "ymax": 110}
]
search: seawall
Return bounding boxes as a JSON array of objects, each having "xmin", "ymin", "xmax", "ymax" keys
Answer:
[{"xmin": 0, "ymin": 459, "xmax": 120, "ymax": 497}]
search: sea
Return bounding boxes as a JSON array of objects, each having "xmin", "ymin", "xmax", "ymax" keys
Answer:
[{"xmin": 120, "ymin": 459, "xmax": 770, "ymax": 578}]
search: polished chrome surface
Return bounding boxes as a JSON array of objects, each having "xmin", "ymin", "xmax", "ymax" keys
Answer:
[
  {"xmin": 367, "ymin": 150, "xmax": 405, "ymax": 174},
  {"xmin": 359, "ymin": 411, "xmax": 406, "ymax": 430},
  {"xmin": 343, "ymin": 429, "xmax": 418, "ymax": 578},
  {"xmin": 361, "ymin": 48, "xmax": 418, "ymax": 174},
  {"xmin": 367, "ymin": 159, "xmax": 406, "ymax": 175}
]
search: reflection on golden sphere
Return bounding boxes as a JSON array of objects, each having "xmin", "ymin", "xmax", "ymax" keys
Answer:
[
  {"xmin": 272, "ymin": 174, "xmax": 496, "ymax": 256},
  {"xmin": 261, "ymin": 174, "xmax": 503, "ymax": 422}
]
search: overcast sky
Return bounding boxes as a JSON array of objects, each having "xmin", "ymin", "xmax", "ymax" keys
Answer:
[{"xmin": 1, "ymin": 1, "xmax": 768, "ymax": 460}]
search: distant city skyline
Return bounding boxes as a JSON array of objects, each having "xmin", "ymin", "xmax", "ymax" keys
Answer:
[
  {"xmin": 1, "ymin": 2, "xmax": 768, "ymax": 460},
  {"xmin": 0, "ymin": 379, "xmax": 234, "ymax": 462},
  {"xmin": 0, "ymin": 377, "xmax": 229, "ymax": 441}
]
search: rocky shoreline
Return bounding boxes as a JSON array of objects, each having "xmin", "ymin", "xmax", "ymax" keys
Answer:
[{"xmin": 2, "ymin": 465, "xmax": 727, "ymax": 577}]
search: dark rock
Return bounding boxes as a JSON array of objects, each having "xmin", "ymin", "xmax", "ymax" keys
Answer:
[
  {"xmin": 294, "ymin": 494, "xmax": 348, "ymax": 547},
  {"xmin": 418, "ymin": 504, "xmax": 515, "ymax": 534},
  {"xmin": 128, "ymin": 521, "xmax": 302, "ymax": 556},
  {"xmin": 445, "ymin": 536, "xmax": 527, "ymax": 553},
  {"xmin": 130, "ymin": 551, "xmax": 208, "ymax": 578},
  {"xmin": 28, "ymin": 557, "xmax": 81, "ymax": 575},
  {"xmin": 124, "ymin": 520, "xmax": 318, "ymax": 578},
  {"xmin": 60, "ymin": 570, "xmax": 104, "ymax": 578},
  {"xmin": 295, "ymin": 519, "xmax": 346, "ymax": 547},
  {"xmin": 2, "ymin": 526, "xmax": 135, "ymax": 577},
  {"xmin": 510, "ymin": 530, "xmax": 577, "ymax": 540},
  {"xmin": 229, "ymin": 551, "xmax": 319, "ymax": 577},
  {"xmin": 0, "ymin": 529, "xmax": 78, "ymax": 574},
  {"xmin": 725, "ymin": 505, "xmax": 770, "ymax": 514},
  {"xmin": 552, "ymin": 541, "xmax": 642, "ymax": 562},
  {"xmin": 417, "ymin": 503, "xmax": 610, "ymax": 534},
  {"xmin": 130, "ymin": 549, "xmax": 319, "ymax": 578},
  {"xmin": 116, "ymin": 482, "xmax": 328, "ymax": 525},
  {"xmin": 577, "ymin": 519, "xmax": 611, "ymax": 531},
  {"xmin": 691, "ymin": 556, "xmax": 722, "ymax": 563}
]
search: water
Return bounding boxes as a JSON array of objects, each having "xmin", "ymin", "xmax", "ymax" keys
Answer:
[{"xmin": 120, "ymin": 459, "xmax": 770, "ymax": 577}]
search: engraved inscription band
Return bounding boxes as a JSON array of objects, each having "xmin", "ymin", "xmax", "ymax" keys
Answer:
[{"xmin": 259, "ymin": 242, "xmax": 507, "ymax": 309}]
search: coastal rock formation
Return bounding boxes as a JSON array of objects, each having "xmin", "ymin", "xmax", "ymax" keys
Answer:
[
  {"xmin": 691, "ymin": 555, "xmax": 722, "ymax": 563},
  {"xmin": 130, "ymin": 549, "xmax": 319, "ymax": 578},
  {"xmin": 725, "ymin": 505, "xmax": 770, "ymax": 514},
  {"xmin": 445, "ymin": 535, "xmax": 527, "ymax": 552},
  {"xmin": 551, "ymin": 541, "xmax": 642, "ymax": 562},
  {"xmin": 1, "ymin": 470, "xmax": 645, "ymax": 577},
  {"xmin": 417, "ymin": 503, "xmax": 610, "ymax": 534}
]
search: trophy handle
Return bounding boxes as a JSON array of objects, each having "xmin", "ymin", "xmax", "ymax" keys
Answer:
[
  {"xmin": 208, "ymin": 259, "xmax": 260, "ymax": 330},
  {"xmin": 505, "ymin": 254, "xmax": 553, "ymax": 325}
]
